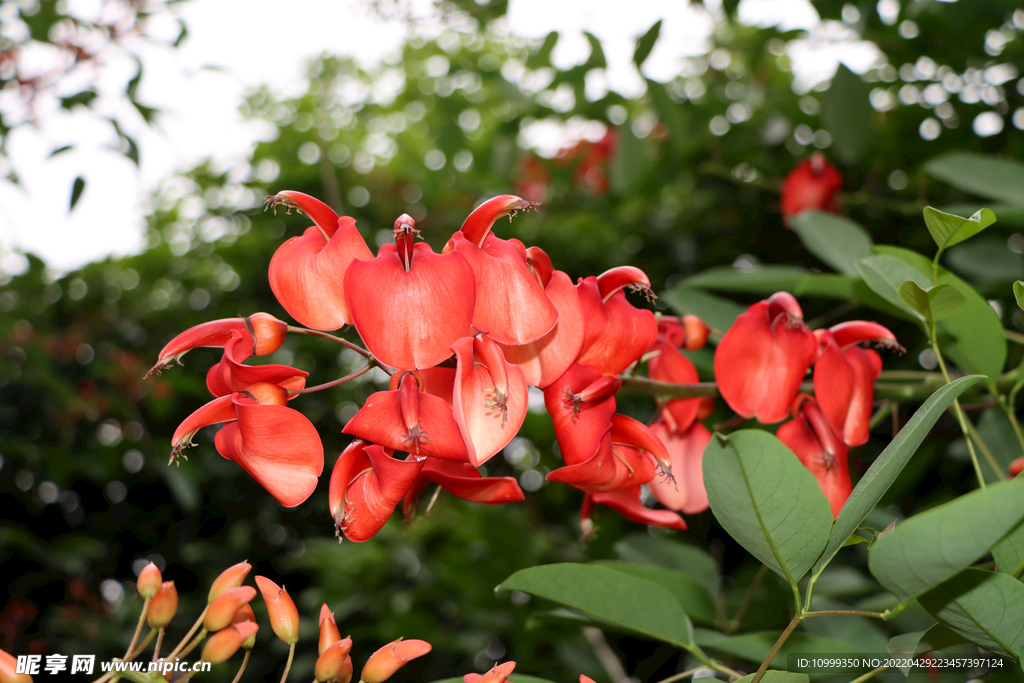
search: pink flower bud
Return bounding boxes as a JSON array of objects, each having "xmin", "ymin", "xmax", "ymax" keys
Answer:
[
  {"xmin": 463, "ymin": 661, "xmax": 516, "ymax": 683},
  {"xmin": 208, "ymin": 561, "xmax": 252, "ymax": 603},
  {"xmin": 316, "ymin": 640, "xmax": 354, "ymax": 683},
  {"xmin": 201, "ymin": 622, "xmax": 259, "ymax": 665},
  {"xmin": 319, "ymin": 604, "xmax": 343, "ymax": 655},
  {"xmin": 255, "ymin": 576, "xmax": 300, "ymax": 644},
  {"xmin": 360, "ymin": 638, "xmax": 432, "ymax": 683},
  {"xmin": 232, "ymin": 604, "xmax": 257, "ymax": 650},
  {"xmin": 147, "ymin": 581, "xmax": 178, "ymax": 629},
  {"xmin": 204, "ymin": 586, "xmax": 256, "ymax": 632},
  {"xmin": 0, "ymin": 647, "xmax": 33, "ymax": 683},
  {"xmin": 137, "ymin": 562, "xmax": 162, "ymax": 599}
]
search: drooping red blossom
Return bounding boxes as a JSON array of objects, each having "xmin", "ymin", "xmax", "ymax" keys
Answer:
[
  {"xmin": 814, "ymin": 321, "xmax": 899, "ymax": 446},
  {"xmin": 330, "ymin": 440, "xmax": 425, "ymax": 542},
  {"xmin": 780, "ymin": 152, "xmax": 843, "ymax": 224},
  {"xmin": 266, "ymin": 191, "xmax": 374, "ymax": 331},
  {"xmin": 777, "ymin": 395, "xmax": 851, "ymax": 517},
  {"xmin": 343, "ymin": 372, "xmax": 468, "ymax": 461},
  {"xmin": 206, "ymin": 329, "xmax": 307, "ymax": 397},
  {"xmin": 171, "ymin": 383, "xmax": 324, "ymax": 507},
  {"xmin": 148, "ymin": 312, "xmax": 286, "ymax": 376},
  {"xmin": 345, "ymin": 215, "xmax": 475, "ymax": 370},
  {"xmin": 451, "ymin": 334, "xmax": 529, "ymax": 467},
  {"xmin": 498, "ymin": 247, "xmax": 584, "ymax": 388},
  {"xmin": 648, "ymin": 420, "xmax": 711, "ymax": 515},
  {"xmin": 714, "ymin": 291, "xmax": 817, "ymax": 424},
  {"xmin": 544, "ymin": 362, "xmax": 620, "ymax": 466},
  {"xmin": 445, "ymin": 196, "xmax": 558, "ymax": 346},
  {"xmin": 402, "ymin": 459, "xmax": 525, "ymax": 520},
  {"xmin": 547, "ymin": 414, "xmax": 668, "ymax": 493},
  {"xmin": 581, "ymin": 486, "xmax": 687, "ymax": 538},
  {"xmin": 648, "ymin": 341, "xmax": 700, "ymax": 433},
  {"xmin": 576, "ymin": 266, "xmax": 658, "ymax": 376}
]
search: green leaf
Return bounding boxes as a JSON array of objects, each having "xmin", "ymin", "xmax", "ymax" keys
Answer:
[
  {"xmin": 633, "ymin": 20, "xmax": 662, "ymax": 68},
  {"xmin": 662, "ymin": 286, "xmax": 744, "ymax": 332},
  {"xmin": 497, "ymin": 563, "xmax": 694, "ymax": 647},
  {"xmin": 582, "ymin": 32, "xmax": 607, "ymax": 70},
  {"xmin": 873, "ymin": 246, "xmax": 1007, "ymax": 386},
  {"xmin": 614, "ymin": 534, "xmax": 721, "ymax": 598},
  {"xmin": 526, "ymin": 31, "xmax": 558, "ymax": 69},
  {"xmin": 646, "ymin": 79, "xmax": 690, "ymax": 154},
  {"xmin": 822, "ymin": 64, "xmax": 873, "ymax": 164},
  {"xmin": 1014, "ymin": 281, "xmax": 1024, "ymax": 312},
  {"xmin": 694, "ymin": 629, "xmax": 867, "ymax": 666},
  {"xmin": 609, "ymin": 121, "xmax": 651, "ymax": 195},
  {"xmin": 704, "ymin": 431, "xmax": 833, "ymax": 583},
  {"xmin": 857, "ymin": 255, "xmax": 932, "ymax": 319},
  {"xmin": 994, "ymin": 525, "xmax": 1024, "ymax": 577},
  {"xmin": 923, "ymin": 206, "xmax": 997, "ymax": 252},
  {"xmin": 867, "ymin": 477, "xmax": 1024, "ymax": 603},
  {"xmin": 897, "ymin": 281, "xmax": 967, "ymax": 322},
  {"xmin": 69, "ymin": 176, "xmax": 86, "ymax": 212},
  {"xmin": 591, "ymin": 561, "xmax": 716, "ymax": 625},
  {"xmin": 814, "ymin": 376, "xmax": 984, "ymax": 574},
  {"xmin": 944, "ymin": 203, "xmax": 1024, "ymax": 227},
  {"xmin": 734, "ymin": 673, "xmax": 809, "ymax": 683},
  {"xmin": 925, "ymin": 152, "xmax": 1024, "ymax": 206},
  {"xmin": 918, "ymin": 568, "xmax": 1024, "ymax": 660},
  {"xmin": 684, "ymin": 265, "xmax": 810, "ymax": 294},
  {"xmin": 789, "ymin": 211, "xmax": 873, "ymax": 276},
  {"xmin": 946, "ymin": 238, "xmax": 1024, "ymax": 284},
  {"xmin": 888, "ymin": 624, "xmax": 967, "ymax": 657}
]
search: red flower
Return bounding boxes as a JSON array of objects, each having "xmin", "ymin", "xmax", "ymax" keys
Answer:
[
  {"xmin": 498, "ymin": 247, "xmax": 585, "ymax": 388},
  {"xmin": 148, "ymin": 312, "xmax": 286, "ymax": 376},
  {"xmin": 777, "ymin": 395, "xmax": 851, "ymax": 517},
  {"xmin": 464, "ymin": 661, "xmax": 517, "ymax": 683},
  {"xmin": 1011, "ymin": 456, "xmax": 1024, "ymax": 479},
  {"xmin": 576, "ymin": 266, "xmax": 658, "ymax": 376},
  {"xmin": 813, "ymin": 321, "xmax": 899, "ymax": 446},
  {"xmin": 648, "ymin": 420, "xmax": 711, "ymax": 515},
  {"xmin": 713, "ymin": 291, "xmax": 817, "ymax": 424},
  {"xmin": 344, "ymin": 215, "xmax": 475, "ymax": 370},
  {"xmin": 266, "ymin": 191, "xmax": 374, "ymax": 331},
  {"xmin": 445, "ymin": 195, "xmax": 558, "ymax": 346},
  {"xmin": 648, "ymin": 341, "xmax": 700, "ymax": 433},
  {"xmin": 581, "ymin": 486, "xmax": 687, "ymax": 536},
  {"xmin": 255, "ymin": 576, "xmax": 301, "ymax": 645},
  {"xmin": 544, "ymin": 362, "xmax": 620, "ymax": 466},
  {"xmin": 205, "ymin": 329, "xmax": 307, "ymax": 397},
  {"xmin": 780, "ymin": 152, "xmax": 843, "ymax": 224},
  {"xmin": 329, "ymin": 440, "xmax": 424, "ymax": 542},
  {"xmin": 403, "ymin": 459, "xmax": 524, "ymax": 520},
  {"xmin": 361, "ymin": 639, "xmax": 432, "ymax": 683},
  {"xmin": 171, "ymin": 382, "xmax": 324, "ymax": 507}
]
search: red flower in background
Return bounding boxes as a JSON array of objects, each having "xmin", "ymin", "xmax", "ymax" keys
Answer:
[{"xmin": 780, "ymin": 152, "xmax": 843, "ymax": 224}]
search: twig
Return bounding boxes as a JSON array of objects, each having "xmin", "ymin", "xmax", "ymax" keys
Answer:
[
  {"xmin": 727, "ymin": 565, "xmax": 768, "ymax": 633},
  {"xmin": 583, "ymin": 627, "xmax": 631, "ymax": 683}
]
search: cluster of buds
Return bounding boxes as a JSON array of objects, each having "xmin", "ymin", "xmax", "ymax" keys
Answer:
[{"xmin": 152, "ymin": 192, "xmax": 721, "ymax": 541}]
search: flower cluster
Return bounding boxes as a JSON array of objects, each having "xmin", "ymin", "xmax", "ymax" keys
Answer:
[
  {"xmin": 153, "ymin": 192, "xmax": 713, "ymax": 541},
  {"xmin": 780, "ymin": 152, "xmax": 843, "ymax": 223}
]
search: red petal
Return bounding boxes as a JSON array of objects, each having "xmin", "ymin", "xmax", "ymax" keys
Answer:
[
  {"xmin": 828, "ymin": 320, "xmax": 897, "ymax": 348},
  {"xmin": 780, "ymin": 155, "xmax": 843, "ymax": 223},
  {"xmin": 206, "ymin": 329, "xmax": 307, "ymax": 397},
  {"xmin": 610, "ymin": 414, "xmax": 671, "ymax": 471},
  {"xmin": 649, "ymin": 421, "xmax": 711, "ymax": 514},
  {"xmin": 713, "ymin": 297, "xmax": 817, "ymax": 423},
  {"xmin": 589, "ymin": 486, "xmax": 687, "ymax": 531},
  {"xmin": 776, "ymin": 401, "xmax": 851, "ymax": 517},
  {"xmin": 648, "ymin": 342, "xmax": 700, "ymax": 433},
  {"xmin": 345, "ymin": 243, "xmax": 475, "ymax": 370},
  {"xmin": 576, "ymin": 277, "xmax": 657, "ymax": 376},
  {"xmin": 330, "ymin": 442, "xmax": 425, "ymax": 542},
  {"xmin": 456, "ymin": 195, "xmax": 539, "ymax": 247},
  {"xmin": 421, "ymin": 459, "xmax": 524, "ymax": 504},
  {"xmin": 269, "ymin": 191, "xmax": 343, "ymax": 238},
  {"xmin": 544, "ymin": 362, "xmax": 617, "ymax": 466},
  {"xmin": 419, "ymin": 367, "xmax": 456, "ymax": 405},
  {"xmin": 547, "ymin": 430, "xmax": 657, "ymax": 492},
  {"xmin": 451, "ymin": 335, "xmax": 529, "ymax": 467},
  {"xmin": 215, "ymin": 397, "xmax": 324, "ymax": 507},
  {"xmin": 171, "ymin": 394, "xmax": 238, "ymax": 453},
  {"xmin": 499, "ymin": 270, "xmax": 584, "ymax": 387},
  {"xmin": 450, "ymin": 232, "xmax": 558, "ymax": 346},
  {"xmin": 269, "ymin": 217, "xmax": 374, "ymax": 331}
]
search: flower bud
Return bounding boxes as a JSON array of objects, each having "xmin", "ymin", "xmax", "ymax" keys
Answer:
[
  {"xmin": 360, "ymin": 638, "xmax": 432, "ymax": 683},
  {"xmin": 137, "ymin": 562, "xmax": 162, "ymax": 599},
  {"xmin": 201, "ymin": 622, "xmax": 259, "ymax": 665},
  {"xmin": 248, "ymin": 312, "xmax": 288, "ymax": 356},
  {"xmin": 232, "ymin": 604, "xmax": 257, "ymax": 650},
  {"xmin": 319, "ymin": 604, "xmax": 342, "ymax": 655},
  {"xmin": 147, "ymin": 581, "xmax": 178, "ymax": 629},
  {"xmin": 463, "ymin": 661, "xmax": 516, "ymax": 683},
  {"xmin": 1011, "ymin": 456, "xmax": 1024, "ymax": 479},
  {"xmin": 208, "ymin": 561, "xmax": 252, "ymax": 603},
  {"xmin": 316, "ymin": 640, "xmax": 354, "ymax": 683},
  {"xmin": 0, "ymin": 647, "xmax": 33, "ymax": 683},
  {"xmin": 681, "ymin": 315, "xmax": 709, "ymax": 350},
  {"xmin": 205, "ymin": 586, "xmax": 257, "ymax": 632},
  {"xmin": 255, "ymin": 576, "xmax": 300, "ymax": 645}
]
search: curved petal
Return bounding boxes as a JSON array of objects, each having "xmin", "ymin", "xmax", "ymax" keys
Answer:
[
  {"xmin": 776, "ymin": 400, "xmax": 851, "ymax": 517},
  {"xmin": 345, "ymin": 243, "xmax": 475, "ymax": 370},
  {"xmin": 713, "ymin": 298, "xmax": 817, "ymax": 423},
  {"xmin": 269, "ymin": 217, "xmax": 374, "ymax": 331},
  {"xmin": 149, "ymin": 313, "xmax": 286, "ymax": 376},
  {"xmin": 547, "ymin": 430, "xmax": 657, "ymax": 493},
  {"xmin": 215, "ymin": 397, "xmax": 324, "ymax": 507},
  {"xmin": 649, "ymin": 421, "xmax": 711, "ymax": 515},
  {"xmin": 576, "ymin": 277, "xmax": 657, "ymax": 376},
  {"xmin": 206, "ymin": 330, "xmax": 307, "ymax": 397},
  {"xmin": 330, "ymin": 442, "xmax": 425, "ymax": 542},
  {"xmin": 588, "ymin": 487, "xmax": 687, "ymax": 531},
  {"xmin": 422, "ymin": 459, "xmax": 525, "ymax": 504},
  {"xmin": 450, "ymin": 232, "xmax": 558, "ymax": 346},
  {"xmin": 648, "ymin": 341, "xmax": 700, "ymax": 433},
  {"xmin": 543, "ymin": 362, "xmax": 617, "ymax": 466},
  {"xmin": 836, "ymin": 346, "xmax": 881, "ymax": 447},
  {"xmin": 455, "ymin": 194, "xmax": 540, "ymax": 247},
  {"xmin": 171, "ymin": 394, "xmax": 238, "ymax": 459},
  {"xmin": 498, "ymin": 270, "xmax": 584, "ymax": 387},
  {"xmin": 451, "ymin": 335, "xmax": 529, "ymax": 467}
]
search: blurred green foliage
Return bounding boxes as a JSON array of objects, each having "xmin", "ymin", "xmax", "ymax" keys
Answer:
[{"xmin": 2, "ymin": 1, "xmax": 1024, "ymax": 681}]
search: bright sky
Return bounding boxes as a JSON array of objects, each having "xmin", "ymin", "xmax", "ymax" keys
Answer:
[{"xmin": 0, "ymin": 0, "xmax": 853, "ymax": 274}]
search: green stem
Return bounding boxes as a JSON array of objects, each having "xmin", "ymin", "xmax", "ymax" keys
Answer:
[
  {"xmin": 1005, "ymin": 329, "xmax": 1024, "ymax": 346},
  {"xmin": 119, "ymin": 671, "xmax": 154, "ymax": 683},
  {"xmin": 802, "ymin": 610, "xmax": 885, "ymax": 619},
  {"xmin": 166, "ymin": 606, "xmax": 208, "ymax": 661},
  {"xmin": 124, "ymin": 596, "xmax": 151, "ymax": 660},
  {"xmin": 727, "ymin": 564, "xmax": 769, "ymax": 633},
  {"xmin": 929, "ymin": 322, "xmax": 986, "ymax": 488},
  {"xmin": 152, "ymin": 627, "xmax": 164, "ymax": 663},
  {"xmin": 231, "ymin": 650, "xmax": 252, "ymax": 683},
  {"xmin": 803, "ymin": 571, "xmax": 820, "ymax": 614},
  {"xmin": 848, "ymin": 666, "xmax": 890, "ymax": 683},
  {"xmin": 688, "ymin": 644, "xmax": 744, "ymax": 680},
  {"xmin": 280, "ymin": 642, "xmax": 296, "ymax": 683},
  {"xmin": 651, "ymin": 666, "xmax": 710, "ymax": 683},
  {"xmin": 125, "ymin": 628, "xmax": 156, "ymax": 661},
  {"xmin": 752, "ymin": 614, "xmax": 802, "ymax": 683},
  {"xmin": 177, "ymin": 628, "xmax": 208, "ymax": 660},
  {"xmin": 867, "ymin": 402, "xmax": 893, "ymax": 431},
  {"xmin": 962, "ymin": 416, "xmax": 1007, "ymax": 482}
]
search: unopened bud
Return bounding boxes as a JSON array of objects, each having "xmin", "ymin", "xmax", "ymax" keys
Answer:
[
  {"xmin": 0, "ymin": 647, "xmax": 33, "ymax": 683},
  {"xmin": 232, "ymin": 604, "xmax": 257, "ymax": 650},
  {"xmin": 208, "ymin": 561, "xmax": 252, "ymax": 603},
  {"xmin": 255, "ymin": 576, "xmax": 300, "ymax": 644},
  {"xmin": 137, "ymin": 562, "xmax": 162, "ymax": 599},
  {"xmin": 147, "ymin": 581, "xmax": 178, "ymax": 629},
  {"xmin": 205, "ymin": 586, "xmax": 257, "ymax": 632},
  {"xmin": 319, "ymin": 604, "xmax": 342, "ymax": 655},
  {"xmin": 682, "ymin": 315, "xmax": 709, "ymax": 350},
  {"xmin": 360, "ymin": 638, "xmax": 432, "ymax": 683},
  {"xmin": 464, "ymin": 661, "xmax": 516, "ymax": 683},
  {"xmin": 201, "ymin": 622, "xmax": 259, "ymax": 665},
  {"xmin": 316, "ymin": 640, "xmax": 354, "ymax": 683}
]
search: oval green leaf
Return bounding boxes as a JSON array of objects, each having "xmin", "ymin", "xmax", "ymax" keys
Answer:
[
  {"xmin": 704, "ymin": 430, "xmax": 832, "ymax": 584},
  {"xmin": 924, "ymin": 152, "xmax": 1024, "ymax": 206},
  {"xmin": 790, "ymin": 211, "xmax": 873, "ymax": 276},
  {"xmin": 614, "ymin": 534, "xmax": 721, "ymax": 599},
  {"xmin": 868, "ymin": 476, "xmax": 1024, "ymax": 602},
  {"xmin": 497, "ymin": 563, "xmax": 694, "ymax": 648},
  {"xmin": 923, "ymin": 206, "xmax": 997, "ymax": 251},
  {"xmin": 592, "ymin": 560, "xmax": 717, "ymax": 625}
]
